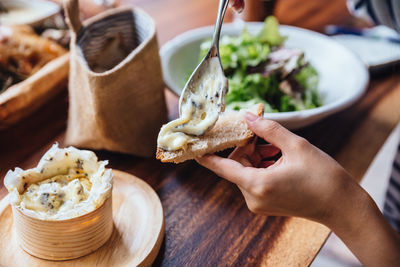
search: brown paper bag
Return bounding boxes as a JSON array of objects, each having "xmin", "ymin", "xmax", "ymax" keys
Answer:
[{"xmin": 63, "ymin": 0, "xmax": 167, "ymax": 157}]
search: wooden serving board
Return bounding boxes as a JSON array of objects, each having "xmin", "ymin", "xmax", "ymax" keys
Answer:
[{"xmin": 0, "ymin": 170, "xmax": 164, "ymax": 267}]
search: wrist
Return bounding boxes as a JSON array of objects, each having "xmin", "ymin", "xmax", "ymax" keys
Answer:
[
  {"xmin": 313, "ymin": 169, "xmax": 365, "ymax": 229},
  {"xmin": 321, "ymin": 177, "xmax": 400, "ymax": 266},
  {"xmin": 326, "ymin": 183, "xmax": 373, "ymax": 234}
]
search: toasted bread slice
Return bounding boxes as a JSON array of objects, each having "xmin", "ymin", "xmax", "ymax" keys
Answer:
[{"xmin": 156, "ymin": 104, "xmax": 264, "ymax": 163}]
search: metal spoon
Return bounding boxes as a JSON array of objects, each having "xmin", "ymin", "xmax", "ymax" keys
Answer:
[{"xmin": 178, "ymin": 0, "xmax": 229, "ymax": 133}]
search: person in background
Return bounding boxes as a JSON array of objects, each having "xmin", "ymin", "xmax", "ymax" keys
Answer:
[
  {"xmin": 196, "ymin": 1, "xmax": 400, "ymax": 266},
  {"xmin": 346, "ymin": 0, "xmax": 400, "ymax": 233}
]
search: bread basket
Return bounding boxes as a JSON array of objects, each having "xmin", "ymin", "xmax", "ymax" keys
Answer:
[{"xmin": 64, "ymin": 0, "xmax": 167, "ymax": 157}]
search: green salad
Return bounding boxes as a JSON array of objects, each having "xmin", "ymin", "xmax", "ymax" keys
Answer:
[{"xmin": 197, "ymin": 16, "xmax": 321, "ymax": 112}]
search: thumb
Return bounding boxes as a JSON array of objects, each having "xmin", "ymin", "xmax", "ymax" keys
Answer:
[{"xmin": 245, "ymin": 112, "xmax": 298, "ymax": 151}]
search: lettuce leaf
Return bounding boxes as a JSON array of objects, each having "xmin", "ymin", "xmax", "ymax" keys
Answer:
[
  {"xmin": 259, "ymin": 16, "xmax": 285, "ymax": 46},
  {"xmin": 294, "ymin": 65, "xmax": 321, "ymax": 109},
  {"xmin": 195, "ymin": 16, "xmax": 321, "ymax": 113}
]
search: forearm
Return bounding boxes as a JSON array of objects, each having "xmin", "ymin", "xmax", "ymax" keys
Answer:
[{"xmin": 326, "ymin": 184, "xmax": 400, "ymax": 267}]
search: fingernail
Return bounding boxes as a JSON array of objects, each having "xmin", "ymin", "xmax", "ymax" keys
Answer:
[
  {"xmin": 235, "ymin": 6, "xmax": 244, "ymax": 13},
  {"xmin": 229, "ymin": 1, "xmax": 244, "ymax": 13},
  {"xmin": 245, "ymin": 112, "xmax": 258, "ymax": 122}
]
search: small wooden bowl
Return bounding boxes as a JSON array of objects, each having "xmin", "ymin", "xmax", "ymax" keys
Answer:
[{"xmin": 12, "ymin": 196, "xmax": 113, "ymax": 261}]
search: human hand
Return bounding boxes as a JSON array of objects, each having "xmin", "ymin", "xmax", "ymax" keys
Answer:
[
  {"xmin": 196, "ymin": 112, "xmax": 361, "ymax": 225},
  {"xmin": 229, "ymin": 0, "xmax": 244, "ymax": 13},
  {"xmin": 197, "ymin": 112, "xmax": 400, "ymax": 267}
]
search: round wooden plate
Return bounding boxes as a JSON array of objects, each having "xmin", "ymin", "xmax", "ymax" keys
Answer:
[{"xmin": 0, "ymin": 170, "xmax": 164, "ymax": 266}]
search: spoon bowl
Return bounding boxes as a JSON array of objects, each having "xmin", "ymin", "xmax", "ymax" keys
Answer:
[{"xmin": 178, "ymin": 0, "xmax": 230, "ymax": 130}]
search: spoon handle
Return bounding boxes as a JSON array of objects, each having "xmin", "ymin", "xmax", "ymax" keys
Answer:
[{"xmin": 210, "ymin": 0, "xmax": 230, "ymax": 56}]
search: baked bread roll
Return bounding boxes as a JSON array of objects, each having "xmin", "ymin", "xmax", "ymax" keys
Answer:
[{"xmin": 0, "ymin": 25, "xmax": 67, "ymax": 79}]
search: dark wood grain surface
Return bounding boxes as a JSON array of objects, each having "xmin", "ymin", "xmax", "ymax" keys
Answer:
[{"xmin": 1, "ymin": 0, "xmax": 400, "ymax": 266}]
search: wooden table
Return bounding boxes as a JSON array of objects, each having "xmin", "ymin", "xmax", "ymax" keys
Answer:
[{"xmin": 1, "ymin": 0, "xmax": 400, "ymax": 266}]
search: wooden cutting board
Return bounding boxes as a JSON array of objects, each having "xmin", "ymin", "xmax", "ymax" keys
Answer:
[{"xmin": 0, "ymin": 170, "xmax": 164, "ymax": 267}]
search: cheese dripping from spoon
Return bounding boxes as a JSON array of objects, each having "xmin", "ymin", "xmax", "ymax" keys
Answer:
[{"xmin": 157, "ymin": 57, "xmax": 228, "ymax": 151}]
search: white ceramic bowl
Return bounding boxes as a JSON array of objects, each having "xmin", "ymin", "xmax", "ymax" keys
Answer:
[
  {"xmin": 160, "ymin": 22, "xmax": 369, "ymax": 129},
  {"xmin": 0, "ymin": 0, "xmax": 60, "ymax": 27}
]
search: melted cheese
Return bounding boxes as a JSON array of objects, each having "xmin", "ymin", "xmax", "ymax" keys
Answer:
[
  {"xmin": 157, "ymin": 57, "xmax": 226, "ymax": 151},
  {"xmin": 20, "ymin": 168, "xmax": 91, "ymax": 215},
  {"xmin": 4, "ymin": 144, "xmax": 113, "ymax": 220}
]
